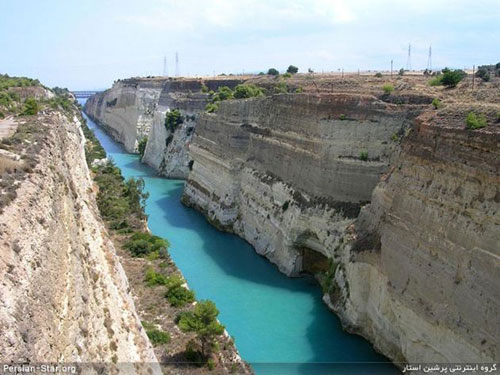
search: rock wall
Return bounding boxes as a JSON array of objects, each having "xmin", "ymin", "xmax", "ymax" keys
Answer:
[
  {"xmin": 182, "ymin": 93, "xmax": 416, "ymax": 275},
  {"xmin": 84, "ymin": 78, "xmax": 243, "ymax": 178},
  {"xmin": 182, "ymin": 92, "xmax": 499, "ymax": 364},
  {"xmin": 0, "ymin": 112, "xmax": 159, "ymax": 369},
  {"xmin": 331, "ymin": 110, "xmax": 499, "ymax": 363},
  {"xmin": 84, "ymin": 79, "xmax": 164, "ymax": 153}
]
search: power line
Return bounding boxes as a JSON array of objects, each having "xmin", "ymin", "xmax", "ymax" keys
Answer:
[
  {"xmin": 406, "ymin": 43, "xmax": 412, "ymax": 71},
  {"xmin": 163, "ymin": 55, "xmax": 168, "ymax": 76},
  {"xmin": 426, "ymin": 45, "xmax": 432, "ymax": 72}
]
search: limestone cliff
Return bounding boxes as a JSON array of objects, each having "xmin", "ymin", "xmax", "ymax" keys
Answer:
[
  {"xmin": 84, "ymin": 78, "xmax": 164, "ymax": 153},
  {"xmin": 182, "ymin": 93, "xmax": 419, "ymax": 275},
  {"xmin": 182, "ymin": 92, "xmax": 499, "ymax": 364},
  {"xmin": 331, "ymin": 107, "xmax": 499, "ymax": 363},
  {"xmin": 0, "ymin": 111, "xmax": 159, "ymax": 370},
  {"xmin": 84, "ymin": 77, "xmax": 243, "ymax": 178},
  {"xmin": 84, "ymin": 74, "xmax": 499, "ymax": 365}
]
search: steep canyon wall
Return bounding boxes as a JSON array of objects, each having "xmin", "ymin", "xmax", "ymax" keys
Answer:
[
  {"xmin": 85, "ymin": 77, "xmax": 499, "ymax": 365},
  {"xmin": 0, "ymin": 112, "xmax": 159, "ymax": 370}
]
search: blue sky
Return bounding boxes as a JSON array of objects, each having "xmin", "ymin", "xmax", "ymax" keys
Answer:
[{"xmin": 1, "ymin": 0, "xmax": 498, "ymax": 90}]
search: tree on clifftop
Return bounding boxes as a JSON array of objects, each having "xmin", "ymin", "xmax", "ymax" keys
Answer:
[
  {"xmin": 267, "ymin": 68, "xmax": 279, "ymax": 76},
  {"xmin": 440, "ymin": 69, "xmax": 466, "ymax": 88},
  {"xmin": 286, "ymin": 65, "xmax": 299, "ymax": 74}
]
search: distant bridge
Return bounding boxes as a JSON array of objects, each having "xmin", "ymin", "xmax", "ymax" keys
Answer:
[{"xmin": 72, "ymin": 91, "xmax": 101, "ymax": 98}]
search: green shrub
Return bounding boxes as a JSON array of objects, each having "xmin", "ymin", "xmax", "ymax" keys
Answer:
[
  {"xmin": 233, "ymin": 84, "xmax": 264, "ymax": 99},
  {"xmin": 339, "ymin": 114, "xmax": 346, "ymax": 120},
  {"xmin": 177, "ymin": 300, "xmax": 225, "ymax": 357},
  {"xmin": 0, "ymin": 74, "xmax": 40, "ymax": 90},
  {"xmin": 144, "ymin": 268, "xmax": 168, "ymax": 286},
  {"xmin": 165, "ymin": 109, "xmax": 184, "ymax": 132},
  {"xmin": 441, "ymin": 69, "xmax": 466, "ymax": 88},
  {"xmin": 214, "ymin": 86, "xmax": 233, "ymax": 101},
  {"xmin": 295, "ymin": 87, "xmax": 303, "ymax": 93},
  {"xmin": 282, "ymin": 72, "xmax": 292, "ymax": 79},
  {"xmin": 431, "ymin": 98, "xmax": 442, "ymax": 109},
  {"xmin": 205, "ymin": 103, "xmax": 219, "ymax": 113},
  {"xmin": 286, "ymin": 65, "xmax": 298, "ymax": 74},
  {"xmin": 267, "ymin": 68, "xmax": 279, "ymax": 76},
  {"xmin": 138, "ymin": 137, "xmax": 147, "ymax": 158},
  {"xmin": 165, "ymin": 274, "xmax": 184, "ymax": 290},
  {"xmin": 124, "ymin": 232, "xmax": 169, "ymax": 257},
  {"xmin": 398, "ymin": 68, "xmax": 405, "ymax": 76},
  {"xmin": 465, "ymin": 112, "xmax": 487, "ymax": 129},
  {"xmin": 201, "ymin": 83, "xmax": 209, "ymax": 93},
  {"xmin": 0, "ymin": 111, "xmax": 4, "ymax": 119},
  {"xmin": 382, "ymin": 84, "xmax": 394, "ymax": 94},
  {"xmin": 166, "ymin": 285, "xmax": 195, "ymax": 307},
  {"xmin": 207, "ymin": 359, "xmax": 215, "ymax": 371},
  {"xmin": 22, "ymin": 97, "xmax": 39, "ymax": 116},
  {"xmin": 147, "ymin": 329, "xmax": 170, "ymax": 345},
  {"xmin": 476, "ymin": 68, "xmax": 490, "ymax": 82},
  {"xmin": 429, "ymin": 75, "xmax": 443, "ymax": 86},
  {"xmin": 359, "ymin": 151, "xmax": 368, "ymax": 161},
  {"xmin": 374, "ymin": 72, "xmax": 383, "ymax": 78},
  {"xmin": 81, "ymin": 118, "xmax": 106, "ymax": 164},
  {"xmin": 273, "ymin": 81, "xmax": 288, "ymax": 94}
]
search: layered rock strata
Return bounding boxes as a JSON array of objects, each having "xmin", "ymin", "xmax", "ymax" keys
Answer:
[
  {"xmin": 0, "ymin": 112, "xmax": 159, "ymax": 370},
  {"xmin": 182, "ymin": 93, "xmax": 499, "ymax": 364},
  {"xmin": 84, "ymin": 78, "xmax": 243, "ymax": 178},
  {"xmin": 182, "ymin": 93, "xmax": 416, "ymax": 275}
]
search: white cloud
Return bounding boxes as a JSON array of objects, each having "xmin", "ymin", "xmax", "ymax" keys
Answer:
[{"xmin": 120, "ymin": 0, "xmax": 360, "ymax": 34}]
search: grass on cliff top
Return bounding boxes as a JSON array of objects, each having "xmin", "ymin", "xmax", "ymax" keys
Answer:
[{"xmin": 0, "ymin": 74, "xmax": 40, "ymax": 90}]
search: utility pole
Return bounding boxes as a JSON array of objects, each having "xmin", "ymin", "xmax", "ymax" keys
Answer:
[
  {"xmin": 391, "ymin": 60, "xmax": 393, "ymax": 78},
  {"xmin": 175, "ymin": 52, "xmax": 179, "ymax": 77}
]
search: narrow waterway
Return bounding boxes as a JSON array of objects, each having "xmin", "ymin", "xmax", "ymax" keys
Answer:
[{"xmin": 79, "ymin": 100, "xmax": 396, "ymax": 375}]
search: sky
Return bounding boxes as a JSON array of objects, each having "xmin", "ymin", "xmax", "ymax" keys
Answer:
[{"xmin": 0, "ymin": 0, "xmax": 499, "ymax": 90}]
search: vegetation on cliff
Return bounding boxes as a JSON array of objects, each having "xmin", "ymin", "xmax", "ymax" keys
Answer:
[
  {"xmin": 165, "ymin": 109, "xmax": 184, "ymax": 132},
  {"xmin": 82, "ymin": 113, "xmax": 244, "ymax": 374},
  {"xmin": 465, "ymin": 111, "xmax": 488, "ymax": 129},
  {"xmin": 428, "ymin": 68, "xmax": 466, "ymax": 88},
  {"xmin": 177, "ymin": 300, "xmax": 225, "ymax": 358},
  {"xmin": 0, "ymin": 79, "xmax": 75, "ymax": 213}
]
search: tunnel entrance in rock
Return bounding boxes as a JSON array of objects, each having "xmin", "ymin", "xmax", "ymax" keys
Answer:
[
  {"xmin": 300, "ymin": 246, "xmax": 330, "ymax": 274},
  {"xmin": 294, "ymin": 231, "xmax": 330, "ymax": 274}
]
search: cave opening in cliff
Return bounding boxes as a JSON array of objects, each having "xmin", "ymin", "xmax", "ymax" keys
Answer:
[
  {"xmin": 294, "ymin": 232, "xmax": 330, "ymax": 274},
  {"xmin": 299, "ymin": 246, "xmax": 330, "ymax": 274}
]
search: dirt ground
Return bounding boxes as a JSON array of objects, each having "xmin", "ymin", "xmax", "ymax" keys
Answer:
[{"xmin": 0, "ymin": 117, "xmax": 19, "ymax": 139}]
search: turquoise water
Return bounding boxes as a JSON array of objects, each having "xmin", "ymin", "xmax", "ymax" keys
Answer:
[{"xmin": 80, "ymin": 100, "xmax": 396, "ymax": 375}]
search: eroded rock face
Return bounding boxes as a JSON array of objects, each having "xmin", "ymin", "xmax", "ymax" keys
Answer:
[
  {"xmin": 182, "ymin": 93, "xmax": 417, "ymax": 275},
  {"xmin": 84, "ymin": 79, "xmax": 163, "ymax": 153},
  {"xmin": 182, "ymin": 92, "xmax": 499, "ymax": 364},
  {"xmin": 332, "ymin": 113, "xmax": 500, "ymax": 363},
  {"xmin": 84, "ymin": 78, "xmax": 243, "ymax": 179},
  {"xmin": 0, "ymin": 112, "xmax": 159, "ymax": 370}
]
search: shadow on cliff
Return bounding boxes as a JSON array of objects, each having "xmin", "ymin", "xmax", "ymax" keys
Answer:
[
  {"xmin": 153, "ymin": 181, "xmax": 306, "ymax": 291},
  {"xmin": 150, "ymin": 181, "xmax": 397, "ymax": 375}
]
